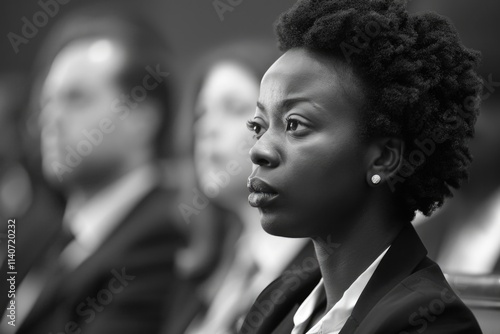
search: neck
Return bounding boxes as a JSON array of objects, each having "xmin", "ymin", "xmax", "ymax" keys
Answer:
[{"xmin": 311, "ymin": 203, "xmax": 403, "ymax": 312}]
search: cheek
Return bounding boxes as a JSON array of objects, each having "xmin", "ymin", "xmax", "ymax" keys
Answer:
[
  {"xmin": 62, "ymin": 115, "xmax": 91, "ymax": 143},
  {"xmin": 193, "ymin": 141, "xmax": 207, "ymax": 172},
  {"xmin": 285, "ymin": 133, "xmax": 366, "ymax": 216},
  {"xmin": 64, "ymin": 104, "xmax": 111, "ymax": 142},
  {"xmin": 210, "ymin": 119, "xmax": 254, "ymax": 165},
  {"xmin": 231, "ymin": 132, "xmax": 254, "ymax": 171},
  {"xmin": 221, "ymin": 120, "xmax": 251, "ymax": 151},
  {"xmin": 212, "ymin": 126, "xmax": 254, "ymax": 192},
  {"xmin": 230, "ymin": 156, "xmax": 252, "ymax": 192},
  {"xmin": 73, "ymin": 114, "xmax": 123, "ymax": 162}
]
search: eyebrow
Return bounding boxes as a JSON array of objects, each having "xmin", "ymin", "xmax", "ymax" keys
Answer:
[{"xmin": 256, "ymin": 97, "xmax": 325, "ymax": 115}]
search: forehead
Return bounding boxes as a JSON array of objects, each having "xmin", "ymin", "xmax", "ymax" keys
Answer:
[
  {"xmin": 259, "ymin": 48, "xmax": 363, "ymax": 112},
  {"xmin": 198, "ymin": 62, "xmax": 259, "ymax": 103},
  {"xmin": 43, "ymin": 39, "xmax": 126, "ymax": 94}
]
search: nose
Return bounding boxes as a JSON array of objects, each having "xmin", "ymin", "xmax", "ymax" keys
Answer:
[{"xmin": 249, "ymin": 135, "xmax": 279, "ymax": 168}]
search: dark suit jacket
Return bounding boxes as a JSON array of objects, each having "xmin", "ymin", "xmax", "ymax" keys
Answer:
[
  {"xmin": 238, "ymin": 223, "xmax": 482, "ymax": 334},
  {"xmin": 17, "ymin": 186, "xmax": 196, "ymax": 334},
  {"xmin": 0, "ymin": 181, "xmax": 66, "ymax": 312}
]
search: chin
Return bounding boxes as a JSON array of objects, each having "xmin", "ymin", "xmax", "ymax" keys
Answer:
[{"xmin": 259, "ymin": 210, "xmax": 308, "ymax": 238}]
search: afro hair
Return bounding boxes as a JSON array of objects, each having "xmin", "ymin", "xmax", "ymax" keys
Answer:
[{"xmin": 275, "ymin": 0, "xmax": 482, "ymax": 220}]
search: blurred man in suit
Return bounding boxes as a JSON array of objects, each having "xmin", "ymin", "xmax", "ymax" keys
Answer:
[{"xmin": 15, "ymin": 7, "xmax": 193, "ymax": 334}]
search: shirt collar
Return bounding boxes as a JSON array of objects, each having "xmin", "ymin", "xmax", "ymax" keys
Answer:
[
  {"xmin": 292, "ymin": 246, "xmax": 390, "ymax": 334},
  {"xmin": 64, "ymin": 164, "xmax": 158, "ymax": 254}
]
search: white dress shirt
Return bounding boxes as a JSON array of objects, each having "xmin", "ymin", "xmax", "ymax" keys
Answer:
[{"xmin": 291, "ymin": 246, "xmax": 390, "ymax": 334}]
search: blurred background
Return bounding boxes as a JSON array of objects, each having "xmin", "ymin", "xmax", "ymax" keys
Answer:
[
  {"xmin": 0, "ymin": 1, "xmax": 499, "ymax": 334},
  {"xmin": 0, "ymin": 0, "xmax": 295, "ymax": 73}
]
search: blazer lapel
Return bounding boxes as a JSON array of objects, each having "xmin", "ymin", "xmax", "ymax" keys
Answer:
[
  {"xmin": 18, "ymin": 228, "xmax": 77, "ymax": 329},
  {"xmin": 19, "ymin": 187, "xmax": 173, "ymax": 332},
  {"xmin": 238, "ymin": 241, "xmax": 321, "ymax": 334},
  {"xmin": 271, "ymin": 304, "xmax": 299, "ymax": 334},
  {"xmin": 19, "ymin": 266, "xmax": 71, "ymax": 330},
  {"xmin": 339, "ymin": 223, "xmax": 428, "ymax": 334},
  {"xmin": 241, "ymin": 223, "xmax": 429, "ymax": 334}
]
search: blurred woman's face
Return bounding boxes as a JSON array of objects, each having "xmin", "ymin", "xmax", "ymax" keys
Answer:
[
  {"xmin": 248, "ymin": 48, "xmax": 370, "ymax": 238},
  {"xmin": 194, "ymin": 62, "xmax": 259, "ymax": 209}
]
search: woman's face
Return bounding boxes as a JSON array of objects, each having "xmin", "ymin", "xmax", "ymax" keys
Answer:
[
  {"xmin": 194, "ymin": 62, "xmax": 259, "ymax": 209},
  {"xmin": 248, "ymin": 48, "xmax": 371, "ymax": 238}
]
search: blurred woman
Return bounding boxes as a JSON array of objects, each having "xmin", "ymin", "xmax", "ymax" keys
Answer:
[{"xmin": 180, "ymin": 41, "xmax": 310, "ymax": 334}]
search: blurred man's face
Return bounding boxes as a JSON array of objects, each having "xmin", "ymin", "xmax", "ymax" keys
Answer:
[
  {"xmin": 193, "ymin": 62, "xmax": 259, "ymax": 209},
  {"xmin": 40, "ymin": 39, "xmax": 134, "ymax": 186}
]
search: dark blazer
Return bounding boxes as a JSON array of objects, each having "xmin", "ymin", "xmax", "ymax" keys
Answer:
[
  {"xmin": 238, "ymin": 223, "xmax": 482, "ymax": 334},
  {"xmin": 0, "ymin": 183, "xmax": 65, "ymax": 313},
  {"xmin": 17, "ymin": 186, "xmax": 196, "ymax": 334}
]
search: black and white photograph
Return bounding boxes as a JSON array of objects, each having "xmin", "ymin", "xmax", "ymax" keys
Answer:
[{"xmin": 0, "ymin": 0, "xmax": 499, "ymax": 333}]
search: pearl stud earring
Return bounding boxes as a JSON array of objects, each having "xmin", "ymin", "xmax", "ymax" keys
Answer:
[{"xmin": 371, "ymin": 174, "xmax": 381, "ymax": 185}]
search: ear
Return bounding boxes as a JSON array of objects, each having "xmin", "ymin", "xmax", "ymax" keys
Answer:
[{"xmin": 365, "ymin": 138, "xmax": 404, "ymax": 187}]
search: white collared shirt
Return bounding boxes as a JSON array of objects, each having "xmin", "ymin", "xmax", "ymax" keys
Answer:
[
  {"xmin": 291, "ymin": 247, "xmax": 390, "ymax": 334},
  {"xmin": 59, "ymin": 164, "xmax": 158, "ymax": 268}
]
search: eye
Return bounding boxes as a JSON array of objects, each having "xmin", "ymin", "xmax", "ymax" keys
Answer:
[
  {"xmin": 246, "ymin": 120, "xmax": 264, "ymax": 138},
  {"xmin": 286, "ymin": 117, "xmax": 304, "ymax": 132}
]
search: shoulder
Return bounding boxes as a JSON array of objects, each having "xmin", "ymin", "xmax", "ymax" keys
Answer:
[
  {"xmin": 120, "ymin": 186, "xmax": 187, "ymax": 240},
  {"xmin": 92, "ymin": 186, "xmax": 188, "ymax": 272},
  {"xmin": 357, "ymin": 258, "xmax": 482, "ymax": 334}
]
